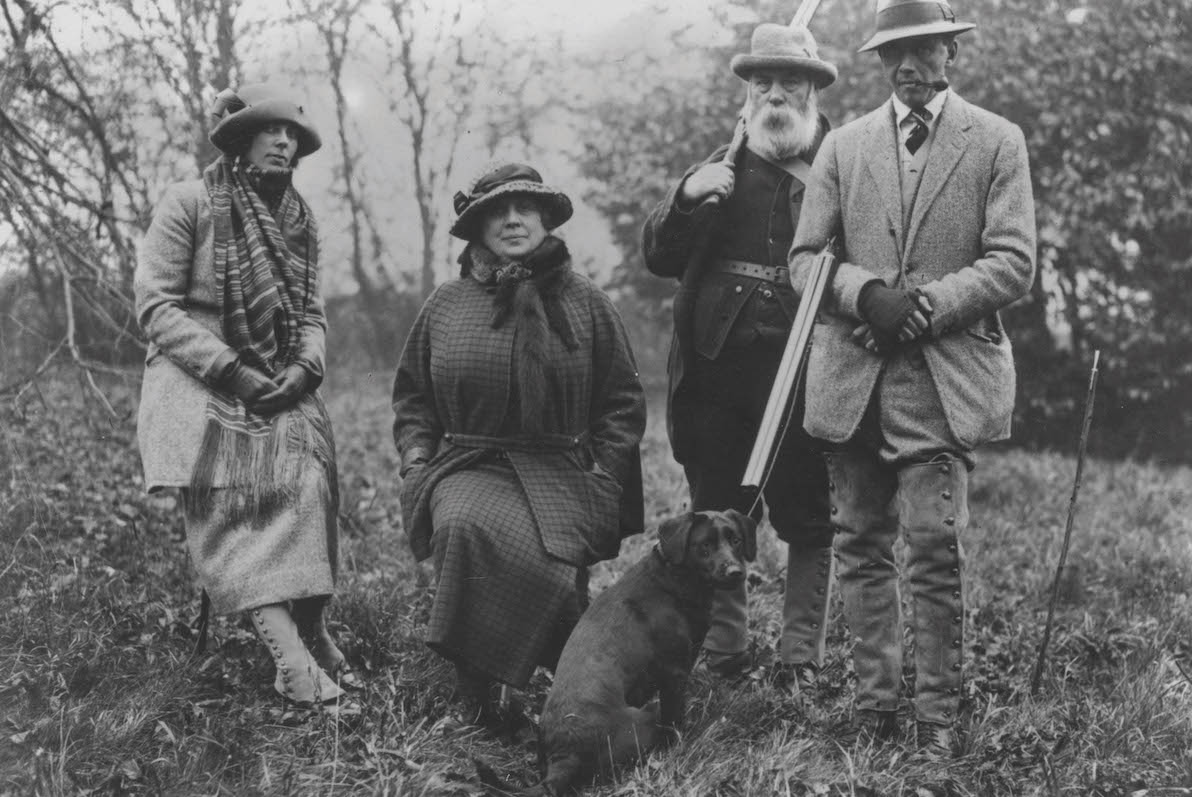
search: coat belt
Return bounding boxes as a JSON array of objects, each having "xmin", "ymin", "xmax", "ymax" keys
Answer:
[
  {"xmin": 442, "ymin": 431, "xmax": 589, "ymax": 452},
  {"xmin": 709, "ymin": 258, "xmax": 790, "ymax": 284}
]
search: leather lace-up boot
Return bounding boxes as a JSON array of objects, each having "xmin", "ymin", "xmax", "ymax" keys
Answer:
[{"xmin": 250, "ymin": 604, "xmax": 344, "ymax": 705}]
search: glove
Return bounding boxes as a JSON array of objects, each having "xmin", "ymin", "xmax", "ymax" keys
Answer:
[
  {"xmin": 858, "ymin": 282, "xmax": 928, "ymax": 351},
  {"xmin": 253, "ymin": 363, "xmax": 312, "ymax": 415},
  {"xmin": 399, "ymin": 447, "xmax": 432, "ymax": 478},
  {"xmin": 217, "ymin": 359, "xmax": 279, "ymax": 405}
]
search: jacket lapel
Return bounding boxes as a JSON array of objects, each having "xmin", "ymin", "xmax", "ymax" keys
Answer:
[
  {"xmin": 904, "ymin": 94, "xmax": 972, "ymax": 256},
  {"xmin": 862, "ymin": 100, "xmax": 905, "ymax": 258}
]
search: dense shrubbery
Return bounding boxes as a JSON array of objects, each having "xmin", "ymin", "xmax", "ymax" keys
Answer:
[{"xmin": 579, "ymin": 0, "xmax": 1192, "ymax": 464}]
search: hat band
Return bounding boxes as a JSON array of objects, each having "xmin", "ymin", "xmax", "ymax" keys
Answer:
[
  {"xmin": 875, "ymin": 1, "xmax": 955, "ymax": 31},
  {"xmin": 453, "ymin": 164, "xmax": 544, "ymax": 215}
]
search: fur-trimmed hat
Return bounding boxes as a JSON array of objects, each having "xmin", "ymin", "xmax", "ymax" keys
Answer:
[
  {"xmin": 449, "ymin": 163, "xmax": 573, "ymax": 241},
  {"xmin": 858, "ymin": 0, "xmax": 975, "ymax": 53},
  {"xmin": 208, "ymin": 84, "xmax": 321, "ymax": 158},
  {"xmin": 730, "ymin": 23, "xmax": 838, "ymax": 88}
]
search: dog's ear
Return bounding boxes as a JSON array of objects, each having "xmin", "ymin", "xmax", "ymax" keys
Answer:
[
  {"xmin": 657, "ymin": 512, "xmax": 697, "ymax": 565},
  {"xmin": 724, "ymin": 509, "xmax": 758, "ymax": 562}
]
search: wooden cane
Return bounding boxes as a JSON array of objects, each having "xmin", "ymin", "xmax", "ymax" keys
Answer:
[{"xmin": 1030, "ymin": 350, "xmax": 1101, "ymax": 695}]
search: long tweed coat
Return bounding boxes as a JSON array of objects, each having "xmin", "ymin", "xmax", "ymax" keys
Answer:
[
  {"xmin": 392, "ymin": 268, "xmax": 646, "ymax": 567},
  {"xmin": 789, "ymin": 93, "xmax": 1036, "ymax": 449},
  {"xmin": 134, "ymin": 179, "xmax": 326, "ymax": 488}
]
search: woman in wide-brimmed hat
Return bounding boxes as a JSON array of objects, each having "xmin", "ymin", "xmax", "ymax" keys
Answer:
[
  {"xmin": 135, "ymin": 83, "xmax": 356, "ymax": 707},
  {"xmin": 392, "ymin": 162, "xmax": 646, "ymax": 726}
]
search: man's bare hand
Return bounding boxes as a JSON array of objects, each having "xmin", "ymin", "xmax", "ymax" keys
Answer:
[{"xmin": 679, "ymin": 163, "xmax": 735, "ymax": 205}]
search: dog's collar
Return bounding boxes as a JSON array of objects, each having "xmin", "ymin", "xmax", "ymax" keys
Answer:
[{"xmin": 652, "ymin": 545, "xmax": 676, "ymax": 568}]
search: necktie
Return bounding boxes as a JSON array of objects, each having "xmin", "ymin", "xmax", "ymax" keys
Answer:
[{"xmin": 905, "ymin": 108, "xmax": 932, "ymax": 155}]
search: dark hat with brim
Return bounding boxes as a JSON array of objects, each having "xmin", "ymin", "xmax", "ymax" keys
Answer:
[
  {"xmin": 858, "ymin": 0, "xmax": 975, "ymax": 53},
  {"xmin": 730, "ymin": 23, "xmax": 838, "ymax": 88},
  {"xmin": 449, "ymin": 163, "xmax": 573, "ymax": 241},
  {"xmin": 209, "ymin": 83, "xmax": 322, "ymax": 158}
]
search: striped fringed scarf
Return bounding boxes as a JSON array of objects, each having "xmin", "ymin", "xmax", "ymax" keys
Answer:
[{"xmin": 188, "ymin": 156, "xmax": 337, "ymax": 518}]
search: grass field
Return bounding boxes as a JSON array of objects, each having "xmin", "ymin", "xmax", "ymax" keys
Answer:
[{"xmin": 2, "ymin": 366, "xmax": 1191, "ymax": 796}]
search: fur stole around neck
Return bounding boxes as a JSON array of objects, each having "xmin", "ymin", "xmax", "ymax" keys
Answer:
[{"xmin": 459, "ymin": 236, "xmax": 578, "ymax": 434}]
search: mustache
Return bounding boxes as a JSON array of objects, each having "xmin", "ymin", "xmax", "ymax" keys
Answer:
[{"xmin": 904, "ymin": 78, "xmax": 949, "ymax": 91}]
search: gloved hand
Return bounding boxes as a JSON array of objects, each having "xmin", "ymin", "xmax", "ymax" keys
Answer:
[
  {"xmin": 218, "ymin": 359, "xmax": 279, "ymax": 405},
  {"xmin": 399, "ymin": 447, "xmax": 432, "ymax": 479},
  {"xmin": 253, "ymin": 363, "xmax": 312, "ymax": 415},
  {"xmin": 858, "ymin": 282, "xmax": 932, "ymax": 351}
]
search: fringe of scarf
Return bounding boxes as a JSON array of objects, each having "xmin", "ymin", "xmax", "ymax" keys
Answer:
[
  {"xmin": 187, "ymin": 156, "xmax": 336, "ymax": 518},
  {"xmin": 460, "ymin": 236, "xmax": 577, "ymax": 434}
]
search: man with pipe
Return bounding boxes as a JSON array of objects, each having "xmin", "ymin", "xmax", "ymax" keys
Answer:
[
  {"xmin": 788, "ymin": 0, "xmax": 1036, "ymax": 754},
  {"xmin": 641, "ymin": 21, "xmax": 838, "ymax": 694}
]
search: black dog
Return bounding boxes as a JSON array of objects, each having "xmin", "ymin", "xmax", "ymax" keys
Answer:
[{"xmin": 534, "ymin": 509, "xmax": 757, "ymax": 794}]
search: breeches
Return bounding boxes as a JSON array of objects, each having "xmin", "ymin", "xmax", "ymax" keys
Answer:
[{"xmin": 827, "ymin": 353, "xmax": 971, "ymax": 723}]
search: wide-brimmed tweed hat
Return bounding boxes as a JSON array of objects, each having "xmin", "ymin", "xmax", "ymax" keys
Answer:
[
  {"xmin": 858, "ymin": 0, "xmax": 976, "ymax": 53},
  {"xmin": 449, "ymin": 163, "xmax": 573, "ymax": 241},
  {"xmin": 209, "ymin": 83, "xmax": 322, "ymax": 158},
  {"xmin": 730, "ymin": 23, "xmax": 838, "ymax": 88}
]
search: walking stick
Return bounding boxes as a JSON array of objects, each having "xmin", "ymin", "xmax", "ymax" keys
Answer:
[{"xmin": 1030, "ymin": 349, "xmax": 1101, "ymax": 695}]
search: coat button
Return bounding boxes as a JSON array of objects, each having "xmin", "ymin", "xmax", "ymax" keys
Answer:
[
  {"xmin": 762, "ymin": 289, "xmax": 773, "ymax": 299},
  {"xmin": 735, "ymin": 285, "xmax": 743, "ymax": 293}
]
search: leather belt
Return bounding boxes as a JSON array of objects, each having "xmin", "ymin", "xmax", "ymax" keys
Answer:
[
  {"xmin": 710, "ymin": 258, "xmax": 790, "ymax": 284},
  {"xmin": 442, "ymin": 431, "xmax": 589, "ymax": 452}
]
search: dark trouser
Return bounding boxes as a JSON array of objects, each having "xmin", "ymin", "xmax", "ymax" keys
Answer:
[
  {"xmin": 827, "ymin": 347, "xmax": 971, "ymax": 724},
  {"xmin": 680, "ymin": 341, "xmax": 834, "ymax": 665}
]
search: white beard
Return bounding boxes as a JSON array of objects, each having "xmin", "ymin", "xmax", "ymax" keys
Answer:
[{"xmin": 744, "ymin": 91, "xmax": 820, "ymax": 163}]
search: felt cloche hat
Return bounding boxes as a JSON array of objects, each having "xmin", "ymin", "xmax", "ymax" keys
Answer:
[
  {"xmin": 449, "ymin": 163, "xmax": 573, "ymax": 241},
  {"xmin": 730, "ymin": 23, "xmax": 838, "ymax": 88},
  {"xmin": 858, "ymin": 0, "xmax": 976, "ymax": 53},
  {"xmin": 208, "ymin": 83, "xmax": 322, "ymax": 158}
]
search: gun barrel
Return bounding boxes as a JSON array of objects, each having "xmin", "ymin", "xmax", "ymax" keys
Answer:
[{"xmin": 741, "ymin": 245, "xmax": 835, "ymax": 489}]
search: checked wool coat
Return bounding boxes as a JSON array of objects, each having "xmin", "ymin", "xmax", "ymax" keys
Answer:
[
  {"xmin": 790, "ymin": 93, "xmax": 1036, "ymax": 449},
  {"xmin": 392, "ymin": 264, "xmax": 646, "ymax": 685}
]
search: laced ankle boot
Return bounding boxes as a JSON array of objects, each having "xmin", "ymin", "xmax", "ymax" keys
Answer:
[
  {"xmin": 293, "ymin": 597, "xmax": 361, "ymax": 690},
  {"xmin": 250, "ymin": 603, "xmax": 344, "ymax": 705}
]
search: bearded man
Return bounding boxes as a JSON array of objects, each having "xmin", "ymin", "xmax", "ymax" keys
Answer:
[{"xmin": 641, "ymin": 23, "xmax": 839, "ymax": 693}]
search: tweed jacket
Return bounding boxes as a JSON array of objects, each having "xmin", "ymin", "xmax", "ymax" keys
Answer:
[
  {"xmin": 392, "ymin": 268, "xmax": 646, "ymax": 567},
  {"xmin": 134, "ymin": 179, "xmax": 327, "ymax": 488},
  {"xmin": 789, "ymin": 93, "xmax": 1036, "ymax": 449},
  {"xmin": 642, "ymin": 122, "xmax": 826, "ymax": 463}
]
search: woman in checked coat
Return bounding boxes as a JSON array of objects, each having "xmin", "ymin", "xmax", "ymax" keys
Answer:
[{"xmin": 392, "ymin": 162, "xmax": 646, "ymax": 725}]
